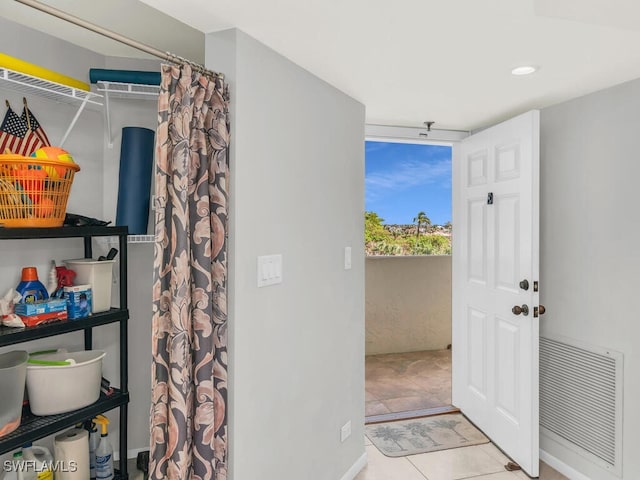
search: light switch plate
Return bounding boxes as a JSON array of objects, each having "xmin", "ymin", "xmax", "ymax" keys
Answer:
[
  {"xmin": 344, "ymin": 247, "xmax": 352, "ymax": 270},
  {"xmin": 257, "ymin": 254, "xmax": 283, "ymax": 287},
  {"xmin": 341, "ymin": 421, "xmax": 352, "ymax": 442}
]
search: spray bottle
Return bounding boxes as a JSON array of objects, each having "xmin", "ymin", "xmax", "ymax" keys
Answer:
[
  {"xmin": 46, "ymin": 261, "xmax": 58, "ymax": 297},
  {"xmin": 86, "ymin": 419, "xmax": 100, "ymax": 480},
  {"xmin": 93, "ymin": 415, "xmax": 113, "ymax": 480}
]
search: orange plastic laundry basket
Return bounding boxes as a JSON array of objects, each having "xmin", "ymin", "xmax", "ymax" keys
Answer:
[{"xmin": 0, "ymin": 154, "xmax": 80, "ymax": 228}]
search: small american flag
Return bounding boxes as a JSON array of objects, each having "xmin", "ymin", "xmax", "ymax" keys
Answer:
[
  {"xmin": 0, "ymin": 106, "xmax": 44, "ymax": 156},
  {"xmin": 22, "ymin": 107, "xmax": 51, "ymax": 147}
]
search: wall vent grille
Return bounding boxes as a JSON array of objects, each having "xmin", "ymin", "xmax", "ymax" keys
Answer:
[{"xmin": 540, "ymin": 336, "xmax": 622, "ymax": 475}]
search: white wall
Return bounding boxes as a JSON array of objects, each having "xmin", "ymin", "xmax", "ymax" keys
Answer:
[
  {"xmin": 0, "ymin": 17, "xmax": 157, "ymax": 458},
  {"xmin": 0, "ymin": 16, "xmax": 105, "ymax": 219},
  {"xmin": 366, "ymin": 256, "xmax": 451, "ymax": 355},
  {"xmin": 101, "ymin": 55, "xmax": 161, "ymax": 228},
  {"xmin": 540, "ymin": 77, "xmax": 640, "ymax": 479},
  {"xmin": 206, "ymin": 29, "xmax": 366, "ymax": 480}
]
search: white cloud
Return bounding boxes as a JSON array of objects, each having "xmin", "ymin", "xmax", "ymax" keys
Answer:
[{"xmin": 366, "ymin": 158, "xmax": 451, "ymax": 201}]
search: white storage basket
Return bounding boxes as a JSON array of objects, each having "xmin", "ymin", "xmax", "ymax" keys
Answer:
[{"xmin": 26, "ymin": 350, "xmax": 106, "ymax": 416}]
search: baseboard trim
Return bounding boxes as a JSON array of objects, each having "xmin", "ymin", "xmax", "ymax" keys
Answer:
[
  {"xmin": 340, "ymin": 452, "xmax": 367, "ymax": 480},
  {"xmin": 540, "ymin": 449, "xmax": 591, "ymax": 480}
]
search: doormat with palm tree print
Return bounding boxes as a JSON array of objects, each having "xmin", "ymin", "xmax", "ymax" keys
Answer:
[{"xmin": 365, "ymin": 414, "xmax": 489, "ymax": 457}]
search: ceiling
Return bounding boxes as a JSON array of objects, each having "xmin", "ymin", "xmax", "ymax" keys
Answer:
[
  {"xmin": 3, "ymin": 0, "xmax": 204, "ymax": 63},
  {"xmin": 7, "ymin": 0, "xmax": 640, "ymax": 131}
]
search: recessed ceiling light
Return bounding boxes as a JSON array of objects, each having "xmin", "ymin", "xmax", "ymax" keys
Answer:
[{"xmin": 511, "ymin": 65, "xmax": 538, "ymax": 76}]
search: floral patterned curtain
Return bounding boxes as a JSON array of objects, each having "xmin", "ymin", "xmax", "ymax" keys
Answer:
[{"xmin": 150, "ymin": 63, "xmax": 230, "ymax": 480}]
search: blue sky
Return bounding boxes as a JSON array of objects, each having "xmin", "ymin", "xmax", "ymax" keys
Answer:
[{"xmin": 365, "ymin": 141, "xmax": 452, "ymax": 225}]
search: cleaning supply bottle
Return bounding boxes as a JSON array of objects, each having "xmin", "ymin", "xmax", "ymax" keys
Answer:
[
  {"xmin": 6, "ymin": 451, "xmax": 24, "ymax": 480},
  {"xmin": 46, "ymin": 261, "xmax": 58, "ymax": 297},
  {"xmin": 93, "ymin": 415, "xmax": 113, "ymax": 480},
  {"xmin": 16, "ymin": 267, "xmax": 49, "ymax": 304},
  {"xmin": 21, "ymin": 443, "xmax": 53, "ymax": 480},
  {"xmin": 11, "ymin": 450, "xmax": 37, "ymax": 480},
  {"xmin": 87, "ymin": 419, "xmax": 100, "ymax": 480},
  {"xmin": 3, "ymin": 452, "xmax": 19, "ymax": 480}
]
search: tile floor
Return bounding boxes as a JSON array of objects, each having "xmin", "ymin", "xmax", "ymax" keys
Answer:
[
  {"xmin": 366, "ymin": 349, "xmax": 452, "ymax": 417},
  {"xmin": 363, "ymin": 350, "xmax": 567, "ymax": 479},
  {"xmin": 357, "ymin": 437, "xmax": 568, "ymax": 480}
]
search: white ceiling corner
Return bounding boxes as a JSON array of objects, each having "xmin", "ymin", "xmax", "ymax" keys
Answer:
[
  {"xmin": 139, "ymin": 0, "xmax": 640, "ymax": 130},
  {"xmin": 3, "ymin": 0, "xmax": 205, "ymax": 63},
  {"xmin": 7, "ymin": 0, "xmax": 640, "ymax": 131},
  {"xmin": 534, "ymin": 0, "xmax": 640, "ymax": 31}
]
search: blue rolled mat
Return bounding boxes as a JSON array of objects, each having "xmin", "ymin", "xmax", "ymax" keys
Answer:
[
  {"xmin": 116, "ymin": 127, "xmax": 155, "ymax": 235},
  {"xmin": 89, "ymin": 68, "xmax": 160, "ymax": 85}
]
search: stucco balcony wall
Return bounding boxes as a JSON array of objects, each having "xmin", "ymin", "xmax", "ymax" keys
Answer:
[{"xmin": 365, "ymin": 255, "xmax": 452, "ymax": 355}]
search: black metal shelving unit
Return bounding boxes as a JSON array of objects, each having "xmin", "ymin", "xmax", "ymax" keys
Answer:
[{"xmin": 0, "ymin": 226, "xmax": 129, "ymax": 479}]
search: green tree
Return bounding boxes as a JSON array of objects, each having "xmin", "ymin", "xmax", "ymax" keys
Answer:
[
  {"xmin": 413, "ymin": 211, "xmax": 431, "ymax": 238},
  {"xmin": 365, "ymin": 211, "xmax": 390, "ymax": 243},
  {"xmin": 408, "ymin": 235, "xmax": 451, "ymax": 255}
]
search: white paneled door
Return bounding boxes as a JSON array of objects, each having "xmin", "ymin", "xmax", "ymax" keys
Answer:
[{"xmin": 452, "ymin": 110, "xmax": 540, "ymax": 477}]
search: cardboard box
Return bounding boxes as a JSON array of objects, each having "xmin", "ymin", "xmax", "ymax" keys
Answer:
[
  {"xmin": 14, "ymin": 298, "xmax": 67, "ymax": 316},
  {"xmin": 64, "ymin": 285, "xmax": 92, "ymax": 320},
  {"xmin": 20, "ymin": 310, "xmax": 68, "ymax": 327}
]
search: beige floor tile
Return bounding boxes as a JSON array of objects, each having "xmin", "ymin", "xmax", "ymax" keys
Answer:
[
  {"xmin": 364, "ymin": 350, "xmax": 566, "ymax": 480},
  {"xmin": 407, "ymin": 445, "xmax": 505, "ymax": 480},
  {"xmin": 381, "ymin": 394, "xmax": 449, "ymax": 412},
  {"xmin": 365, "ymin": 435, "xmax": 372, "ymax": 446},
  {"xmin": 365, "ymin": 376, "xmax": 429, "ymax": 400},
  {"xmin": 366, "ymin": 363, "xmax": 403, "ymax": 379},
  {"xmin": 366, "ymin": 349, "xmax": 452, "ymax": 415},
  {"xmin": 354, "ymin": 445, "xmax": 427, "ymax": 480},
  {"xmin": 478, "ymin": 443, "xmax": 512, "ymax": 465},
  {"xmin": 477, "ymin": 445, "xmax": 568, "ymax": 480},
  {"xmin": 365, "ymin": 389, "xmax": 378, "ymax": 402},
  {"xmin": 366, "ymin": 400, "xmax": 391, "ymax": 416},
  {"xmin": 405, "ymin": 359, "xmax": 447, "ymax": 375},
  {"xmin": 471, "ymin": 472, "xmax": 525, "ymax": 480},
  {"xmin": 512, "ymin": 471, "xmax": 532, "ymax": 480},
  {"xmin": 410, "ymin": 369, "xmax": 452, "ymax": 388},
  {"xmin": 539, "ymin": 461, "xmax": 569, "ymax": 480}
]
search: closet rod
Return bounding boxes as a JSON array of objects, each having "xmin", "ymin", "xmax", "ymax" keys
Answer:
[{"xmin": 14, "ymin": 0, "xmax": 223, "ymax": 80}]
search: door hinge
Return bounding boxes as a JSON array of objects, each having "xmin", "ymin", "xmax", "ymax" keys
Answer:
[{"xmin": 487, "ymin": 192, "xmax": 493, "ymax": 205}]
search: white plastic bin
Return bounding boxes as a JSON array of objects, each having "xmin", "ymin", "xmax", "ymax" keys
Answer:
[
  {"xmin": 26, "ymin": 350, "xmax": 106, "ymax": 415},
  {"xmin": 0, "ymin": 350, "xmax": 28, "ymax": 437},
  {"xmin": 63, "ymin": 259, "xmax": 115, "ymax": 313}
]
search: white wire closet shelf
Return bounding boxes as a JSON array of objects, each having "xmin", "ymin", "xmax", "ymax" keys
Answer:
[
  {"xmin": 94, "ymin": 80, "xmax": 159, "ymax": 148},
  {"xmin": 95, "ymin": 80, "xmax": 159, "ymax": 99},
  {"xmin": 0, "ymin": 67, "xmax": 103, "ymax": 108},
  {"xmin": 0, "ymin": 67, "xmax": 103, "ymax": 147}
]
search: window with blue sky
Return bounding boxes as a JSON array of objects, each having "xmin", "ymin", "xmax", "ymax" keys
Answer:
[
  {"xmin": 366, "ymin": 141, "xmax": 452, "ymax": 225},
  {"xmin": 365, "ymin": 141, "xmax": 452, "ymax": 256}
]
